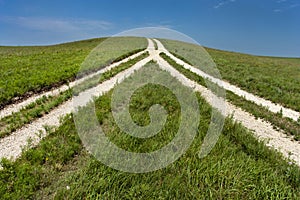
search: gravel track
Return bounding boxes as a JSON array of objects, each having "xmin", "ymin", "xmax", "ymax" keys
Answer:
[
  {"xmin": 0, "ymin": 38, "xmax": 299, "ymax": 168},
  {"xmin": 154, "ymin": 39, "xmax": 300, "ymax": 122},
  {"xmin": 154, "ymin": 53, "xmax": 300, "ymax": 166},
  {"xmin": 0, "ymin": 39, "xmax": 155, "ymax": 161},
  {"xmin": 0, "ymin": 49, "xmax": 147, "ymax": 120}
]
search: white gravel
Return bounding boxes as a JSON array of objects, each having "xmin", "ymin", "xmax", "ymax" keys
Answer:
[
  {"xmin": 0, "ymin": 39, "xmax": 155, "ymax": 162},
  {"xmin": 154, "ymin": 39, "xmax": 300, "ymax": 122},
  {"xmin": 154, "ymin": 51, "xmax": 300, "ymax": 167},
  {"xmin": 0, "ymin": 38, "xmax": 299, "ymax": 168},
  {"xmin": 0, "ymin": 99, "xmax": 73, "ymax": 161},
  {"xmin": 0, "ymin": 49, "xmax": 147, "ymax": 120}
]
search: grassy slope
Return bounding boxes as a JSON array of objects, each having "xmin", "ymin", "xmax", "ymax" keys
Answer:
[
  {"xmin": 160, "ymin": 52, "xmax": 300, "ymax": 140},
  {"xmin": 160, "ymin": 39, "xmax": 300, "ymax": 112},
  {"xmin": 1, "ymin": 38, "xmax": 299, "ymax": 198},
  {"xmin": 0, "ymin": 52, "xmax": 150, "ymax": 139},
  {"xmin": 0, "ymin": 63, "xmax": 299, "ymax": 199},
  {"xmin": 0, "ymin": 37, "xmax": 147, "ymax": 108}
]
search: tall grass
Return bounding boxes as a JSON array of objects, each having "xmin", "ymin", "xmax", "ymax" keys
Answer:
[{"xmin": 1, "ymin": 63, "xmax": 299, "ymax": 199}]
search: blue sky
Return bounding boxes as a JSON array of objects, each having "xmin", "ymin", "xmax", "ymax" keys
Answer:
[{"xmin": 0, "ymin": 0, "xmax": 299, "ymax": 57}]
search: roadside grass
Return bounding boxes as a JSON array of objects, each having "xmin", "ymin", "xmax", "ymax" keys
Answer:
[
  {"xmin": 159, "ymin": 39, "xmax": 300, "ymax": 112},
  {"xmin": 0, "ymin": 90, "xmax": 72, "ymax": 138},
  {"xmin": 225, "ymin": 91, "xmax": 300, "ymax": 141},
  {"xmin": 0, "ymin": 37, "xmax": 147, "ymax": 108},
  {"xmin": 0, "ymin": 52, "xmax": 149, "ymax": 139},
  {"xmin": 73, "ymin": 51, "xmax": 149, "ymax": 96},
  {"xmin": 160, "ymin": 52, "xmax": 300, "ymax": 140},
  {"xmin": 153, "ymin": 39, "xmax": 158, "ymax": 50},
  {"xmin": 0, "ymin": 63, "xmax": 299, "ymax": 199}
]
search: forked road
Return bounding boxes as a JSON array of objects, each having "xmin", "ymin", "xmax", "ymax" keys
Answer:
[{"xmin": 0, "ymin": 38, "xmax": 299, "ymax": 167}]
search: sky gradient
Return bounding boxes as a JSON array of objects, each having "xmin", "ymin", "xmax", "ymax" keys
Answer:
[{"xmin": 0, "ymin": 0, "xmax": 299, "ymax": 57}]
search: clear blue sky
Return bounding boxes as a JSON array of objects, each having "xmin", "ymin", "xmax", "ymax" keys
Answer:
[{"xmin": 0, "ymin": 0, "xmax": 299, "ymax": 57}]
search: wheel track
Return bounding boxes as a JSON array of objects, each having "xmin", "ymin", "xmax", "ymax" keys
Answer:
[
  {"xmin": 0, "ymin": 39, "xmax": 155, "ymax": 161},
  {"xmin": 0, "ymin": 38, "xmax": 299, "ymax": 168},
  {"xmin": 0, "ymin": 49, "xmax": 148, "ymax": 120},
  {"xmin": 153, "ymin": 52, "xmax": 300, "ymax": 166},
  {"xmin": 154, "ymin": 39, "xmax": 300, "ymax": 122}
]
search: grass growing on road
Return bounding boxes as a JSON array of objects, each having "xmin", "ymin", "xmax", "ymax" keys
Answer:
[
  {"xmin": 0, "ymin": 37, "xmax": 147, "ymax": 108},
  {"xmin": 0, "ymin": 63, "xmax": 299, "ymax": 199},
  {"xmin": 0, "ymin": 52, "xmax": 149, "ymax": 138},
  {"xmin": 0, "ymin": 90, "xmax": 72, "ymax": 138},
  {"xmin": 160, "ymin": 52, "xmax": 300, "ymax": 140},
  {"xmin": 160, "ymin": 39, "xmax": 300, "ymax": 112}
]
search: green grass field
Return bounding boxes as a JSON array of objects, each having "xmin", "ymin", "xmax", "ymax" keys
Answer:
[
  {"xmin": 1, "ymin": 63, "xmax": 299, "ymax": 199},
  {"xmin": 0, "ymin": 37, "xmax": 147, "ymax": 108},
  {"xmin": 160, "ymin": 39, "xmax": 300, "ymax": 112},
  {"xmin": 160, "ymin": 52, "xmax": 300, "ymax": 140},
  {"xmin": 1, "ymin": 37, "xmax": 299, "ymax": 199},
  {"xmin": 0, "ymin": 52, "xmax": 149, "ymax": 139}
]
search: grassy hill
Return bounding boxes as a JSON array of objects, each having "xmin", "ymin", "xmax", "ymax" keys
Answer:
[
  {"xmin": 0, "ymin": 37, "xmax": 147, "ymax": 108},
  {"xmin": 1, "ymin": 62, "xmax": 299, "ymax": 199},
  {"xmin": 1, "ymin": 37, "xmax": 299, "ymax": 111},
  {"xmin": 0, "ymin": 37, "xmax": 299, "ymax": 198},
  {"xmin": 160, "ymin": 39, "xmax": 300, "ymax": 112}
]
